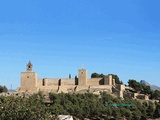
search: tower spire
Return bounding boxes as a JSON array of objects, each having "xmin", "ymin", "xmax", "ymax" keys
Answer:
[{"xmin": 27, "ymin": 61, "xmax": 33, "ymax": 72}]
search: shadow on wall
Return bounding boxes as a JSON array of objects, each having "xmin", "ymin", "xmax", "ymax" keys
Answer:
[
  {"xmin": 75, "ymin": 76, "xmax": 78, "ymax": 85},
  {"xmin": 99, "ymin": 78, "xmax": 104, "ymax": 85}
]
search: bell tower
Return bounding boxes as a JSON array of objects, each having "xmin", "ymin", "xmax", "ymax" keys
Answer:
[
  {"xmin": 20, "ymin": 61, "xmax": 38, "ymax": 92},
  {"xmin": 27, "ymin": 61, "xmax": 33, "ymax": 72}
]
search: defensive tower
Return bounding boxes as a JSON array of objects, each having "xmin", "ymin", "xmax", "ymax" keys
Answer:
[
  {"xmin": 20, "ymin": 61, "xmax": 38, "ymax": 92},
  {"xmin": 78, "ymin": 69, "xmax": 87, "ymax": 85}
]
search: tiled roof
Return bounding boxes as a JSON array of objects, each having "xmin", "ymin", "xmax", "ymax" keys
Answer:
[{"xmin": 27, "ymin": 61, "xmax": 33, "ymax": 66}]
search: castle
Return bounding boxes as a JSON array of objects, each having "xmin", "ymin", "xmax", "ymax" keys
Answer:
[
  {"xmin": 19, "ymin": 61, "xmax": 117, "ymax": 94},
  {"xmin": 3, "ymin": 61, "xmax": 151, "ymax": 101}
]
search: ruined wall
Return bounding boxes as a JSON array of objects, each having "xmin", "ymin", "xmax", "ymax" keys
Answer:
[{"xmin": 134, "ymin": 93, "xmax": 149, "ymax": 100}]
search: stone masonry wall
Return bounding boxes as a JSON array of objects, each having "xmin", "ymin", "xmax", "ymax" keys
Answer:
[
  {"xmin": 20, "ymin": 72, "xmax": 37, "ymax": 92},
  {"xmin": 39, "ymin": 86, "xmax": 59, "ymax": 93},
  {"xmin": 47, "ymin": 79, "xmax": 60, "ymax": 86},
  {"xmin": 60, "ymin": 79, "xmax": 75, "ymax": 86},
  {"xmin": 87, "ymin": 78, "xmax": 103, "ymax": 85}
]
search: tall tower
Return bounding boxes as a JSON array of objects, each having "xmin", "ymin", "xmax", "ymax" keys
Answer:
[
  {"xmin": 20, "ymin": 61, "xmax": 38, "ymax": 92},
  {"xmin": 78, "ymin": 69, "xmax": 87, "ymax": 85},
  {"xmin": 104, "ymin": 74, "xmax": 113, "ymax": 85}
]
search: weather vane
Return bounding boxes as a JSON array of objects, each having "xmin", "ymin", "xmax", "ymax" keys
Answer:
[{"xmin": 81, "ymin": 64, "xmax": 84, "ymax": 69}]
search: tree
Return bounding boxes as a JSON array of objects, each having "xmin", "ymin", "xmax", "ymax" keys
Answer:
[
  {"xmin": 128, "ymin": 79, "xmax": 142, "ymax": 92},
  {"xmin": 0, "ymin": 93, "xmax": 51, "ymax": 120},
  {"xmin": 69, "ymin": 74, "xmax": 71, "ymax": 79},
  {"xmin": 147, "ymin": 101, "xmax": 155, "ymax": 118},
  {"xmin": 0, "ymin": 85, "xmax": 8, "ymax": 93},
  {"xmin": 154, "ymin": 102, "xmax": 160, "ymax": 118},
  {"xmin": 132, "ymin": 109, "xmax": 142, "ymax": 120},
  {"xmin": 151, "ymin": 90, "xmax": 160, "ymax": 99},
  {"xmin": 141, "ymin": 102, "xmax": 147, "ymax": 120},
  {"xmin": 141, "ymin": 85, "xmax": 151, "ymax": 95},
  {"xmin": 1, "ymin": 91, "xmax": 160, "ymax": 119},
  {"xmin": 120, "ymin": 108, "xmax": 132, "ymax": 120},
  {"xmin": 112, "ymin": 108, "xmax": 121, "ymax": 119}
]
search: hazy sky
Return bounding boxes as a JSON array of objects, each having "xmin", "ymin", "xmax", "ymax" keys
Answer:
[{"xmin": 0, "ymin": 0, "xmax": 160, "ymax": 89}]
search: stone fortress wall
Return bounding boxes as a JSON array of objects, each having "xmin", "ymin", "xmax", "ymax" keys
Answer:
[{"xmin": 19, "ymin": 62, "xmax": 116, "ymax": 95}]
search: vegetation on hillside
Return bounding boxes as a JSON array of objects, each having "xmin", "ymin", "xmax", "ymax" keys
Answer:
[
  {"xmin": 0, "ymin": 75, "xmax": 160, "ymax": 119},
  {"xmin": 128, "ymin": 79, "xmax": 160, "ymax": 99},
  {"xmin": 0, "ymin": 85, "xmax": 7, "ymax": 93},
  {"xmin": 0, "ymin": 92, "xmax": 160, "ymax": 120}
]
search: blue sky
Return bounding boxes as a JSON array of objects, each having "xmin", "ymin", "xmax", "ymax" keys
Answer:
[{"xmin": 0, "ymin": 0, "xmax": 160, "ymax": 89}]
